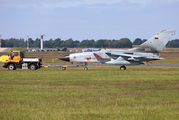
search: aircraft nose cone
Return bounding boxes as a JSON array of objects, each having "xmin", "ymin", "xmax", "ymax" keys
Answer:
[{"xmin": 59, "ymin": 55, "xmax": 70, "ymax": 62}]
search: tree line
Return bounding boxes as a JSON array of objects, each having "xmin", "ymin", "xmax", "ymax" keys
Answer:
[{"xmin": 1, "ymin": 38, "xmax": 179, "ymax": 48}]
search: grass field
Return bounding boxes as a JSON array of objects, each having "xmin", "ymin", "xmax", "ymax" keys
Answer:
[{"xmin": 0, "ymin": 65, "xmax": 179, "ymax": 120}]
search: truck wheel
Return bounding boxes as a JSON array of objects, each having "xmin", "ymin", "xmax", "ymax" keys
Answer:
[
  {"xmin": 62, "ymin": 67, "xmax": 66, "ymax": 70},
  {"xmin": 29, "ymin": 64, "xmax": 37, "ymax": 70},
  {"xmin": 8, "ymin": 64, "xmax": 15, "ymax": 70},
  {"xmin": 84, "ymin": 67, "xmax": 88, "ymax": 71}
]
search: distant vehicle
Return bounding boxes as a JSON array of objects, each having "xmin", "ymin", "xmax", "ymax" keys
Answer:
[
  {"xmin": 32, "ymin": 49, "xmax": 36, "ymax": 52},
  {"xmin": 3, "ymin": 51, "xmax": 42, "ymax": 70},
  {"xmin": 59, "ymin": 30, "xmax": 176, "ymax": 70},
  {"xmin": 56, "ymin": 47, "xmax": 67, "ymax": 51},
  {"xmin": 27, "ymin": 49, "xmax": 32, "ymax": 52},
  {"xmin": 61, "ymin": 47, "xmax": 67, "ymax": 51},
  {"xmin": 39, "ymin": 49, "xmax": 46, "ymax": 52},
  {"xmin": 56, "ymin": 48, "xmax": 60, "ymax": 51}
]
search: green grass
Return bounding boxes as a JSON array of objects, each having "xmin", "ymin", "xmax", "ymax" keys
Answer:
[
  {"xmin": 0, "ymin": 65, "xmax": 179, "ymax": 119},
  {"xmin": 11, "ymin": 47, "xmax": 26, "ymax": 51},
  {"xmin": 150, "ymin": 59, "xmax": 179, "ymax": 64},
  {"xmin": 42, "ymin": 57, "xmax": 69, "ymax": 63},
  {"xmin": 25, "ymin": 51, "xmax": 71, "ymax": 54}
]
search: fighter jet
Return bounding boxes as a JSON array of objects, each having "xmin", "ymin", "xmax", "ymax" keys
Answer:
[{"xmin": 59, "ymin": 30, "xmax": 176, "ymax": 70}]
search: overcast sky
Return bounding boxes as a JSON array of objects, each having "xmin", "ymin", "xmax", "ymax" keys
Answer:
[{"xmin": 0, "ymin": 0, "xmax": 179, "ymax": 41}]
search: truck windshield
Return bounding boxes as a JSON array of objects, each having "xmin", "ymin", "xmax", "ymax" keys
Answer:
[
  {"xmin": 10, "ymin": 52, "xmax": 18, "ymax": 59},
  {"xmin": 14, "ymin": 52, "xmax": 18, "ymax": 56}
]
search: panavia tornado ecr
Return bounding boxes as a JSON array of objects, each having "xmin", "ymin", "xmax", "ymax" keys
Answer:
[{"xmin": 59, "ymin": 30, "xmax": 176, "ymax": 70}]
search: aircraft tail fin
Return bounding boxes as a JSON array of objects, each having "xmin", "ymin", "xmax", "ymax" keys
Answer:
[{"xmin": 133, "ymin": 30, "xmax": 176, "ymax": 53}]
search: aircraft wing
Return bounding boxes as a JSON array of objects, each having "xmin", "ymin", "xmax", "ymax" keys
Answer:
[
  {"xmin": 144, "ymin": 57, "xmax": 164, "ymax": 60},
  {"xmin": 106, "ymin": 52, "xmax": 140, "ymax": 57},
  {"xmin": 106, "ymin": 52, "xmax": 163, "ymax": 61},
  {"xmin": 109, "ymin": 52, "xmax": 140, "ymax": 58}
]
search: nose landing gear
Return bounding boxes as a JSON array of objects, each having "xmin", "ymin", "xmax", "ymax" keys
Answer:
[
  {"xmin": 84, "ymin": 62, "xmax": 88, "ymax": 71},
  {"xmin": 120, "ymin": 66, "xmax": 126, "ymax": 70}
]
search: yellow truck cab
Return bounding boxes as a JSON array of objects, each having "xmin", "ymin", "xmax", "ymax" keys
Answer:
[
  {"xmin": 9, "ymin": 51, "xmax": 22, "ymax": 63},
  {"xmin": 3, "ymin": 51, "xmax": 42, "ymax": 70}
]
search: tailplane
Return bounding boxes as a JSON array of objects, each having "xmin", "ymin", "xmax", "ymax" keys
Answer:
[{"xmin": 132, "ymin": 30, "xmax": 176, "ymax": 53}]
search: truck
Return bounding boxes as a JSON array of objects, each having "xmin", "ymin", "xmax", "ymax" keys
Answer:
[{"xmin": 3, "ymin": 50, "xmax": 42, "ymax": 70}]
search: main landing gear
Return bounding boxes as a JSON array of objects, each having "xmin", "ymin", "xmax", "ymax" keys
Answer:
[
  {"xmin": 84, "ymin": 67, "xmax": 88, "ymax": 71},
  {"xmin": 84, "ymin": 63, "xmax": 88, "ymax": 71},
  {"xmin": 120, "ymin": 66, "xmax": 126, "ymax": 70}
]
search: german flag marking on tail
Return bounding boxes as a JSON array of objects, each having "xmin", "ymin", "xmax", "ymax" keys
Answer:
[{"xmin": 155, "ymin": 37, "xmax": 159, "ymax": 40}]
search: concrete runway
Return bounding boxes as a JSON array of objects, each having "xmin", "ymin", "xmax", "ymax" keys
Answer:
[
  {"xmin": 1, "ymin": 62, "xmax": 179, "ymax": 67},
  {"xmin": 42, "ymin": 63, "xmax": 179, "ymax": 67}
]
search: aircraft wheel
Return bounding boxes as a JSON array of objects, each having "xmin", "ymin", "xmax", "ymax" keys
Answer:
[
  {"xmin": 62, "ymin": 67, "xmax": 66, "ymax": 70},
  {"xmin": 84, "ymin": 67, "xmax": 88, "ymax": 71},
  {"xmin": 120, "ymin": 66, "xmax": 126, "ymax": 70}
]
